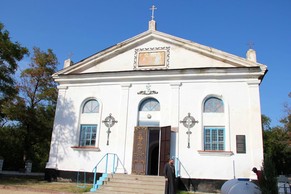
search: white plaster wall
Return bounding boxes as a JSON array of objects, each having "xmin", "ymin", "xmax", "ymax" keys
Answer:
[
  {"xmin": 47, "ymin": 77, "xmax": 263, "ymax": 180},
  {"xmin": 48, "ymin": 31, "xmax": 265, "ymax": 179},
  {"xmin": 175, "ymin": 80, "xmax": 263, "ymax": 180}
]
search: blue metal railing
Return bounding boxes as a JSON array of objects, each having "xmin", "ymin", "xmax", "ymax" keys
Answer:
[
  {"xmin": 174, "ymin": 156, "xmax": 190, "ymax": 178},
  {"xmin": 76, "ymin": 170, "xmax": 86, "ymax": 188},
  {"xmin": 173, "ymin": 156, "xmax": 192, "ymax": 191},
  {"xmin": 90, "ymin": 153, "xmax": 127, "ymax": 192}
]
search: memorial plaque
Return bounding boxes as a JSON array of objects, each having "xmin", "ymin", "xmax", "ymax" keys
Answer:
[{"xmin": 236, "ymin": 135, "xmax": 246, "ymax": 153}]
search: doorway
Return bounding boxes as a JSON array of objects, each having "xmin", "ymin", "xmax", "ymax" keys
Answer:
[
  {"xmin": 147, "ymin": 128, "xmax": 159, "ymax": 175},
  {"xmin": 132, "ymin": 126, "xmax": 171, "ymax": 176}
]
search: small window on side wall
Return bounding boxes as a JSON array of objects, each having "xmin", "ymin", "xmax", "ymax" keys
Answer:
[{"xmin": 204, "ymin": 97, "xmax": 224, "ymax": 113}]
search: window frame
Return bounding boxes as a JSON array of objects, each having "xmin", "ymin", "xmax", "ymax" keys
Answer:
[
  {"xmin": 203, "ymin": 97, "xmax": 224, "ymax": 113},
  {"xmin": 82, "ymin": 99, "xmax": 100, "ymax": 113},
  {"xmin": 204, "ymin": 127, "xmax": 225, "ymax": 151},
  {"xmin": 79, "ymin": 124, "xmax": 97, "ymax": 147},
  {"xmin": 139, "ymin": 98, "xmax": 160, "ymax": 111}
]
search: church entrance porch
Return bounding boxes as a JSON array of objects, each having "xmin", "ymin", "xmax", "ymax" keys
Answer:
[{"xmin": 132, "ymin": 126, "xmax": 171, "ymax": 176}]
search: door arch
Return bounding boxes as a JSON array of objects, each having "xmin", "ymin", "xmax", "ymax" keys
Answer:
[{"xmin": 138, "ymin": 97, "xmax": 160, "ymax": 127}]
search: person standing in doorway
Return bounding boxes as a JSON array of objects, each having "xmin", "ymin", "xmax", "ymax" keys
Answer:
[{"xmin": 164, "ymin": 158, "xmax": 176, "ymax": 194}]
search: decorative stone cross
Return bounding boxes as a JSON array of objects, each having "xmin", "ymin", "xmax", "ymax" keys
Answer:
[
  {"xmin": 180, "ymin": 113, "xmax": 198, "ymax": 148},
  {"xmin": 150, "ymin": 5, "xmax": 157, "ymax": 20},
  {"xmin": 102, "ymin": 113, "xmax": 118, "ymax": 145}
]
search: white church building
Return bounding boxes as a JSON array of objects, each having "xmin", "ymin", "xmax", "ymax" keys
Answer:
[{"xmin": 46, "ymin": 15, "xmax": 267, "ymax": 185}]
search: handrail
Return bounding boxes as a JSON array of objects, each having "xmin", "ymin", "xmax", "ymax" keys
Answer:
[
  {"xmin": 92, "ymin": 154, "xmax": 108, "ymax": 171},
  {"xmin": 174, "ymin": 156, "xmax": 191, "ymax": 178},
  {"xmin": 91, "ymin": 153, "xmax": 127, "ymax": 190},
  {"xmin": 92, "ymin": 153, "xmax": 127, "ymax": 173},
  {"xmin": 173, "ymin": 156, "xmax": 192, "ymax": 191}
]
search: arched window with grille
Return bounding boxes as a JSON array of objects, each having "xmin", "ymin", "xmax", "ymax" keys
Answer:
[
  {"xmin": 82, "ymin": 99, "xmax": 99, "ymax": 113},
  {"xmin": 202, "ymin": 96, "xmax": 225, "ymax": 151},
  {"xmin": 138, "ymin": 98, "xmax": 160, "ymax": 126},
  {"xmin": 79, "ymin": 98, "xmax": 100, "ymax": 147},
  {"xmin": 203, "ymin": 97, "xmax": 224, "ymax": 113},
  {"xmin": 139, "ymin": 98, "xmax": 160, "ymax": 111}
]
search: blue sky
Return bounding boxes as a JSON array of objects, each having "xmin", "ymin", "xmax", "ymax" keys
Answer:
[{"xmin": 1, "ymin": 0, "xmax": 290, "ymax": 127}]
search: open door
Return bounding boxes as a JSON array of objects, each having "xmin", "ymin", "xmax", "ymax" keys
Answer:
[
  {"xmin": 132, "ymin": 126, "xmax": 148, "ymax": 175},
  {"xmin": 159, "ymin": 126, "xmax": 171, "ymax": 176}
]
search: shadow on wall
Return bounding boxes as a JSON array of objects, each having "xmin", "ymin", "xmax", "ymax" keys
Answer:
[{"xmin": 47, "ymin": 96, "xmax": 93, "ymax": 172}]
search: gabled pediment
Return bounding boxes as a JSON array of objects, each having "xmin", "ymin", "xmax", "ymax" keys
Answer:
[{"xmin": 53, "ymin": 26, "xmax": 267, "ymax": 78}]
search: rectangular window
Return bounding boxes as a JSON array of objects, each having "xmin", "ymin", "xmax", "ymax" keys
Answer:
[
  {"xmin": 204, "ymin": 127, "xmax": 225, "ymax": 151},
  {"xmin": 79, "ymin": 124, "xmax": 97, "ymax": 146}
]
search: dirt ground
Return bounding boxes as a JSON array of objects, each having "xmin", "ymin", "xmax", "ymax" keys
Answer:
[
  {"xmin": 0, "ymin": 187, "xmax": 71, "ymax": 194},
  {"xmin": 0, "ymin": 185, "xmax": 84, "ymax": 194}
]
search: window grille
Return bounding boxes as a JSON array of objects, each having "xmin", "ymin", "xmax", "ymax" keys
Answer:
[
  {"xmin": 204, "ymin": 127, "xmax": 225, "ymax": 151},
  {"xmin": 204, "ymin": 97, "xmax": 224, "ymax": 113},
  {"xmin": 79, "ymin": 125, "xmax": 97, "ymax": 146},
  {"xmin": 83, "ymin": 99, "xmax": 99, "ymax": 113}
]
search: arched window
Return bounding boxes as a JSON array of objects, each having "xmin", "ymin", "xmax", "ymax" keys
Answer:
[
  {"xmin": 202, "ymin": 96, "xmax": 226, "ymax": 151},
  {"xmin": 139, "ymin": 98, "xmax": 160, "ymax": 111},
  {"xmin": 79, "ymin": 98, "xmax": 100, "ymax": 147},
  {"xmin": 82, "ymin": 99, "xmax": 99, "ymax": 113},
  {"xmin": 203, "ymin": 97, "xmax": 224, "ymax": 113}
]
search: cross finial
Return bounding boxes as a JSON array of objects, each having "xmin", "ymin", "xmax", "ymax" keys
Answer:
[
  {"xmin": 68, "ymin": 52, "xmax": 74, "ymax": 59},
  {"xmin": 150, "ymin": 5, "xmax": 157, "ymax": 20},
  {"xmin": 247, "ymin": 41, "xmax": 255, "ymax": 49}
]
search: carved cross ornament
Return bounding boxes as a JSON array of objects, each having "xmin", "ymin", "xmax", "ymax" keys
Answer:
[
  {"xmin": 180, "ymin": 113, "xmax": 198, "ymax": 148},
  {"xmin": 102, "ymin": 113, "xmax": 118, "ymax": 145},
  {"xmin": 137, "ymin": 83, "xmax": 158, "ymax": 95}
]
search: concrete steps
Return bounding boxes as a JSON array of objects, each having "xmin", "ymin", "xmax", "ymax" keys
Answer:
[{"xmin": 94, "ymin": 173, "xmax": 165, "ymax": 194}]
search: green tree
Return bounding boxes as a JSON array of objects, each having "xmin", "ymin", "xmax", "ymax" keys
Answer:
[
  {"xmin": 262, "ymin": 114, "xmax": 272, "ymax": 131},
  {"xmin": 2, "ymin": 47, "xmax": 58, "ymax": 171},
  {"xmin": 262, "ymin": 92, "xmax": 291, "ymax": 175},
  {"xmin": 263, "ymin": 127, "xmax": 290, "ymax": 174},
  {"xmin": 280, "ymin": 92, "xmax": 291, "ymax": 132},
  {"xmin": 0, "ymin": 22, "xmax": 28, "ymax": 125},
  {"xmin": 260, "ymin": 155, "xmax": 278, "ymax": 194}
]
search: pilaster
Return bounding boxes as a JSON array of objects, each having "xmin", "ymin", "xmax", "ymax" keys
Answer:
[{"xmin": 118, "ymin": 83, "xmax": 132, "ymax": 166}]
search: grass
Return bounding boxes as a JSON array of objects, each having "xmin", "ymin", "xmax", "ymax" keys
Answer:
[{"xmin": 0, "ymin": 177, "xmax": 91, "ymax": 193}]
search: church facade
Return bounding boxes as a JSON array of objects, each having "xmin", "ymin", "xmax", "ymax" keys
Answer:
[{"xmin": 46, "ymin": 19, "xmax": 267, "ymax": 182}]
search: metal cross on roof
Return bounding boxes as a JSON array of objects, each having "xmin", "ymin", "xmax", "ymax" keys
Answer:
[
  {"xmin": 180, "ymin": 113, "xmax": 198, "ymax": 148},
  {"xmin": 102, "ymin": 113, "xmax": 118, "ymax": 145},
  {"xmin": 247, "ymin": 41, "xmax": 255, "ymax": 49},
  {"xmin": 150, "ymin": 5, "xmax": 157, "ymax": 20}
]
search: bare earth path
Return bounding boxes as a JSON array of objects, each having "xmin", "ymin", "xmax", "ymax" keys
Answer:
[{"xmin": 0, "ymin": 185, "xmax": 77, "ymax": 194}]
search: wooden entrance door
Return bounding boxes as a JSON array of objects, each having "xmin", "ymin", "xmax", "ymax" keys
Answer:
[
  {"xmin": 132, "ymin": 126, "xmax": 148, "ymax": 175},
  {"xmin": 132, "ymin": 126, "xmax": 171, "ymax": 176},
  {"xmin": 159, "ymin": 126, "xmax": 171, "ymax": 176}
]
